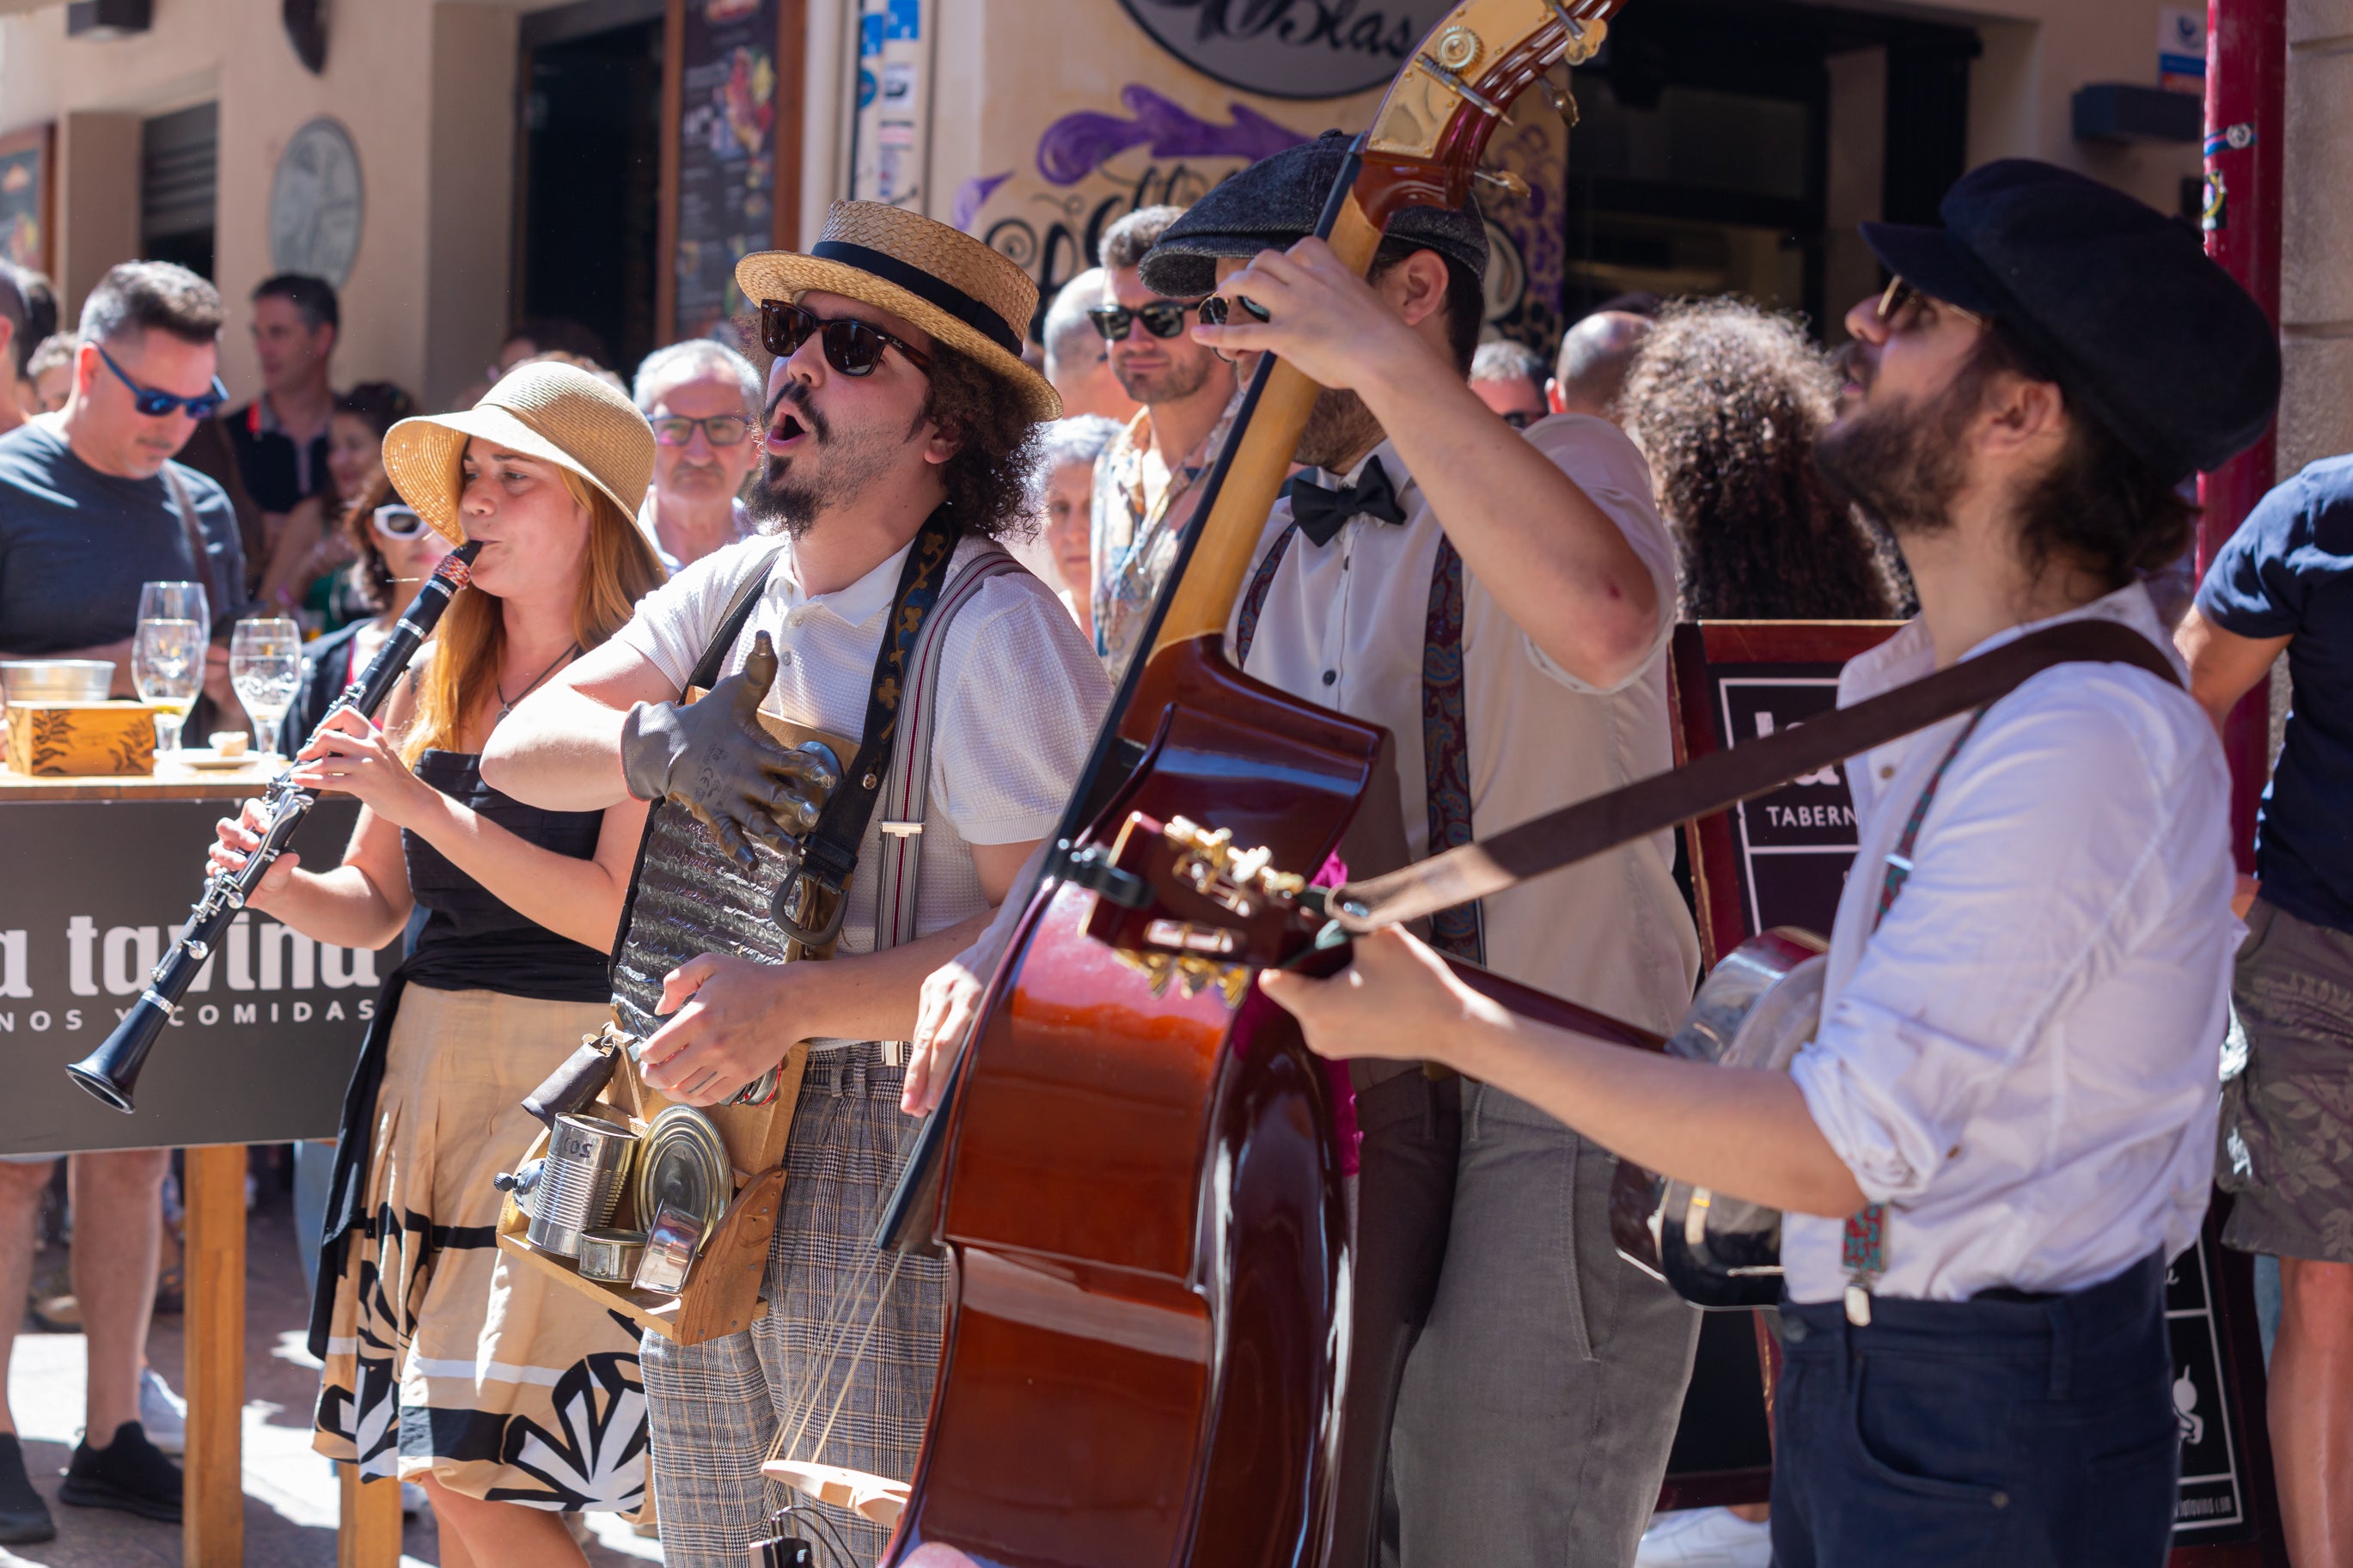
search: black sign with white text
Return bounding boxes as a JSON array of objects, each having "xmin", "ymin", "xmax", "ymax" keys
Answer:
[{"xmin": 0, "ymin": 798, "xmax": 396, "ymax": 1155}]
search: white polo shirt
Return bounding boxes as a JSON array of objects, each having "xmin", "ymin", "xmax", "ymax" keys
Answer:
[
  {"xmin": 1227, "ymin": 415, "xmax": 1700, "ymax": 1034},
  {"xmin": 1784, "ymin": 583, "xmax": 2237, "ymax": 1302},
  {"xmin": 614, "ymin": 531, "xmax": 1111, "ymax": 955}
]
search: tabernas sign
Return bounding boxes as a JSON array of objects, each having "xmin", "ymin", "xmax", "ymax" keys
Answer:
[{"xmin": 1115, "ymin": 0, "xmax": 1427, "ymax": 100}]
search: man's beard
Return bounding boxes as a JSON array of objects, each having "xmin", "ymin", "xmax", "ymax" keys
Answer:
[
  {"xmin": 1294, "ymin": 386, "xmax": 1384, "ymax": 472},
  {"xmin": 743, "ymin": 384, "xmax": 908, "ymax": 539},
  {"xmin": 1113, "ymin": 348, "xmax": 1215, "ymax": 406},
  {"xmin": 1813, "ymin": 370, "xmax": 1979, "ymax": 541}
]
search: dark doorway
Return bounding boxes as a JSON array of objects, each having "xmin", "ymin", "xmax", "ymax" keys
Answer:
[
  {"xmin": 142, "ymin": 102, "xmax": 218, "ymax": 280},
  {"xmin": 516, "ymin": 0, "xmax": 665, "ymax": 378},
  {"xmin": 1561, "ymin": 0, "xmax": 1979, "ymax": 335}
]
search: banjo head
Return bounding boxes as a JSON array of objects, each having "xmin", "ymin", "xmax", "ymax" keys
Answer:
[{"xmin": 1611, "ymin": 928, "xmax": 1827, "ymax": 1310}]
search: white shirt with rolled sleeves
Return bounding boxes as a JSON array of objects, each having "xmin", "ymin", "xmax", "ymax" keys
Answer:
[
  {"xmin": 1225, "ymin": 413, "xmax": 1701, "ymax": 1034},
  {"xmin": 1783, "ymin": 582, "xmax": 2238, "ymax": 1304},
  {"xmin": 612, "ymin": 531, "xmax": 1112, "ymax": 958}
]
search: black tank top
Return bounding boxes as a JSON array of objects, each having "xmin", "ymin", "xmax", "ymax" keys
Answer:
[{"xmin": 400, "ymin": 749, "xmax": 611, "ymax": 1003}]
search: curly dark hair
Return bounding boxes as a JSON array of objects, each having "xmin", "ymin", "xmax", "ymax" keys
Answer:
[
  {"xmin": 1622, "ymin": 299, "xmax": 1904, "ymax": 620},
  {"xmin": 920, "ymin": 338, "xmax": 1044, "ymax": 541}
]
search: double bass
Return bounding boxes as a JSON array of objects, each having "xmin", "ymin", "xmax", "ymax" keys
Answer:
[{"xmin": 852, "ymin": 6, "xmax": 1635, "ymax": 1564}]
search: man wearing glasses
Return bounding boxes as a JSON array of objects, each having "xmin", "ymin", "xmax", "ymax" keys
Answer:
[
  {"xmin": 1466, "ymin": 339, "xmax": 1549, "ymax": 430},
  {"xmin": 0, "ymin": 259, "xmax": 252, "ymax": 1538},
  {"xmin": 631, "ymin": 338, "xmax": 766, "ymax": 571},
  {"xmin": 1086, "ymin": 204, "xmax": 1239, "ymax": 676}
]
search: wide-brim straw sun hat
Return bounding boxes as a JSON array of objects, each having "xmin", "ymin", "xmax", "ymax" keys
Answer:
[
  {"xmin": 736, "ymin": 200, "xmax": 1061, "ymax": 424},
  {"xmin": 381, "ymin": 359, "xmax": 664, "ymax": 577}
]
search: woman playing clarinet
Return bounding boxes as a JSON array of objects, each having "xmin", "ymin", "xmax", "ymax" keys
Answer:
[{"xmin": 205, "ymin": 362, "xmax": 666, "ymax": 1566}]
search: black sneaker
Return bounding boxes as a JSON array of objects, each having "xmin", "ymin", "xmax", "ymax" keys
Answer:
[
  {"xmin": 58, "ymin": 1420, "xmax": 181, "ymax": 1522},
  {"xmin": 0, "ymin": 1433, "xmax": 56, "ymax": 1543}
]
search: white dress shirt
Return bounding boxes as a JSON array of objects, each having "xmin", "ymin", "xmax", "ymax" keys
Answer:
[
  {"xmin": 614, "ymin": 532, "xmax": 1111, "ymax": 955},
  {"xmin": 1784, "ymin": 582, "xmax": 2238, "ymax": 1303},
  {"xmin": 1226, "ymin": 415, "xmax": 1700, "ymax": 1033}
]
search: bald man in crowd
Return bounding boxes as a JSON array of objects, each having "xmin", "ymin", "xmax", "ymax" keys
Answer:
[{"xmin": 1549, "ymin": 309, "xmax": 1653, "ymax": 424}]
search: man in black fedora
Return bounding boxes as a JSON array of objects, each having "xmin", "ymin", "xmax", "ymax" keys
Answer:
[
  {"xmin": 484, "ymin": 201, "xmax": 1109, "ymax": 1566},
  {"xmin": 1262, "ymin": 159, "xmax": 2279, "ymax": 1566}
]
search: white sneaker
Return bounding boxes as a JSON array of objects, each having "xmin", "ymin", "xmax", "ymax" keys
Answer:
[
  {"xmin": 1634, "ymin": 1507, "xmax": 1773, "ymax": 1568},
  {"xmin": 138, "ymin": 1368, "xmax": 186, "ymax": 1457}
]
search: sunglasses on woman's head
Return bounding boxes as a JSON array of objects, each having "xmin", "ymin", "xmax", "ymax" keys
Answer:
[
  {"xmin": 372, "ymin": 503, "xmax": 428, "ymax": 541},
  {"xmin": 758, "ymin": 300, "xmax": 932, "ymax": 377},
  {"xmin": 95, "ymin": 344, "xmax": 229, "ymax": 419},
  {"xmin": 1088, "ymin": 301, "xmax": 1198, "ymax": 341}
]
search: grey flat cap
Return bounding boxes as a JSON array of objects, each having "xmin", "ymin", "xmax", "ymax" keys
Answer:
[{"xmin": 1139, "ymin": 131, "xmax": 1490, "ymax": 299}]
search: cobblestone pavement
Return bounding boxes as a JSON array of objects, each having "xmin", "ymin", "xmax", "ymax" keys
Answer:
[{"xmin": 2, "ymin": 1187, "xmax": 661, "ymax": 1567}]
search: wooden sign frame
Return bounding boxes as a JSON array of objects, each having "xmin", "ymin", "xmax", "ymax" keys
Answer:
[
  {"xmin": 656, "ymin": 0, "xmax": 808, "ymax": 345},
  {"xmin": 1664, "ymin": 619, "xmax": 2287, "ymax": 1565},
  {"xmin": 0, "ymin": 122, "xmax": 57, "ymax": 279}
]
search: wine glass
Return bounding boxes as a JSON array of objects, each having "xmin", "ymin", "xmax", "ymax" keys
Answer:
[
  {"xmin": 229, "ymin": 618, "xmax": 304, "ymax": 759},
  {"xmin": 131, "ymin": 619, "xmax": 204, "ymax": 754},
  {"xmin": 137, "ymin": 580, "xmax": 210, "ymax": 634}
]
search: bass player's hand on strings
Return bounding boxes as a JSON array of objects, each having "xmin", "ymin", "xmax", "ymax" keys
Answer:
[
  {"xmin": 619, "ymin": 630, "xmax": 840, "ymax": 869},
  {"xmin": 206, "ymin": 796, "xmax": 303, "ymax": 912}
]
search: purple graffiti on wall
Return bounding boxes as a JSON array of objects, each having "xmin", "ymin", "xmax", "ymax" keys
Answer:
[{"xmin": 1035, "ymin": 85, "xmax": 1310, "ymax": 187}]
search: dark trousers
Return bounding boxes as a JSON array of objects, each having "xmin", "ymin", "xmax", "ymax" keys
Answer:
[
  {"xmin": 1771, "ymin": 1253, "xmax": 2179, "ymax": 1568},
  {"xmin": 1328, "ymin": 1069, "xmax": 1460, "ymax": 1568}
]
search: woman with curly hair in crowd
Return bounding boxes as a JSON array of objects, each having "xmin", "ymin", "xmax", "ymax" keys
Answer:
[{"xmin": 1619, "ymin": 298, "xmax": 1909, "ymax": 620}]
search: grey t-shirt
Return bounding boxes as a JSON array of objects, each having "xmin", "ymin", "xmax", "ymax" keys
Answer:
[{"xmin": 0, "ymin": 420, "xmax": 248, "ymax": 655}]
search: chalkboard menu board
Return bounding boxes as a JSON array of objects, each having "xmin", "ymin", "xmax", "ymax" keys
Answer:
[
  {"xmin": 668, "ymin": 0, "xmax": 782, "ymax": 340},
  {"xmin": 1662, "ymin": 621, "xmax": 2278, "ymax": 1558}
]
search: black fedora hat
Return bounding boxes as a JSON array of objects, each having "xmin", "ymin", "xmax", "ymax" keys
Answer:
[{"xmin": 1860, "ymin": 159, "xmax": 2278, "ymax": 483}]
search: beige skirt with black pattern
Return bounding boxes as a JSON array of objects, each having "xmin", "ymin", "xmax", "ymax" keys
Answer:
[{"xmin": 312, "ymin": 983, "xmax": 648, "ymax": 1511}]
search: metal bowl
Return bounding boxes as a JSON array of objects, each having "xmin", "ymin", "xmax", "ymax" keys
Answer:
[
  {"xmin": 577, "ymin": 1228, "xmax": 647, "ymax": 1284},
  {"xmin": 0, "ymin": 660, "xmax": 114, "ymax": 704}
]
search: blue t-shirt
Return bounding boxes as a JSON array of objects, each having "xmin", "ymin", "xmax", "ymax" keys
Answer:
[
  {"xmin": 2195, "ymin": 454, "xmax": 2353, "ymax": 934},
  {"xmin": 0, "ymin": 420, "xmax": 247, "ymax": 655}
]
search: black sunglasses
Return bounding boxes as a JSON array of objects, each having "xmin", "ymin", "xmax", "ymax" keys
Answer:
[
  {"xmin": 96, "ymin": 344, "xmax": 229, "ymax": 419},
  {"xmin": 1876, "ymin": 276, "xmax": 1986, "ymax": 332},
  {"xmin": 1500, "ymin": 411, "xmax": 1534, "ymax": 430},
  {"xmin": 759, "ymin": 300, "xmax": 932, "ymax": 377},
  {"xmin": 1087, "ymin": 301, "xmax": 1198, "ymax": 341}
]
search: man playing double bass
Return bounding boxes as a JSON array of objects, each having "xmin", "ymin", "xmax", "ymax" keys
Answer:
[
  {"xmin": 1262, "ymin": 162, "xmax": 2279, "ymax": 1565},
  {"xmin": 910, "ymin": 132, "xmax": 1705, "ymax": 1568}
]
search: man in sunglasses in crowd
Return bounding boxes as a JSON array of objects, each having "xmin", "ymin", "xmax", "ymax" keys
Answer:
[
  {"xmin": 1466, "ymin": 338, "xmax": 1549, "ymax": 430},
  {"xmin": 632, "ymin": 337, "xmax": 767, "ymax": 571},
  {"xmin": 484, "ymin": 204, "xmax": 1107, "ymax": 1565},
  {"xmin": 0, "ymin": 259, "xmax": 249, "ymax": 1538},
  {"xmin": 1085, "ymin": 203, "xmax": 1239, "ymax": 675}
]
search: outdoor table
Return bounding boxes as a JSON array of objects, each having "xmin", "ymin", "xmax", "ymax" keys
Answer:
[{"xmin": 0, "ymin": 760, "xmax": 405, "ymax": 1566}]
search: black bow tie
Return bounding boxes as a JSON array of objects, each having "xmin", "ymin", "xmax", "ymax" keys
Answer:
[{"xmin": 1284, "ymin": 456, "xmax": 1408, "ymax": 546}]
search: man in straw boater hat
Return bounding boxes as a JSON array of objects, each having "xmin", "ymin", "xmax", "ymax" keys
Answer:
[
  {"xmin": 903, "ymin": 130, "xmax": 1705, "ymax": 1568},
  {"xmin": 481, "ymin": 203, "xmax": 1109, "ymax": 1565}
]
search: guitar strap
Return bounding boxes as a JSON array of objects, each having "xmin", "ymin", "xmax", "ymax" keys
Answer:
[{"xmin": 1329, "ymin": 618, "xmax": 2183, "ymax": 932}]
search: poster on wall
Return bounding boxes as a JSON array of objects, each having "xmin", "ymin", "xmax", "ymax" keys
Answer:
[
  {"xmin": 848, "ymin": 0, "xmax": 930, "ymax": 208},
  {"xmin": 670, "ymin": 0, "xmax": 781, "ymax": 340},
  {"xmin": 943, "ymin": 5, "xmax": 1565, "ymax": 353},
  {"xmin": 0, "ymin": 125, "xmax": 54, "ymax": 278}
]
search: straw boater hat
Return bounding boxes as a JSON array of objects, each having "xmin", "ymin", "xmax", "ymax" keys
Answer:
[
  {"xmin": 380, "ymin": 359, "xmax": 665, "ymax": 577},
  {"xmin": 736, "ymin": 201, "xmax": 1061, "ymax": 424}
]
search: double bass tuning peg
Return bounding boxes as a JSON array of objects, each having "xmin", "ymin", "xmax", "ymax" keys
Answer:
[
  {"xmin": 1536, "ymin": 75, "xmax": 1581, "ymax": 131},
  {"xmin": 1476, "ymin": 168, "xmax": 1532, "ymax": 200}
]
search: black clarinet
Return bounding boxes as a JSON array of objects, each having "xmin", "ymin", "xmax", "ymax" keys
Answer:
[{"xmin": 67, "ymin": 542, "xmax": 483, "ymax": 1113}]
